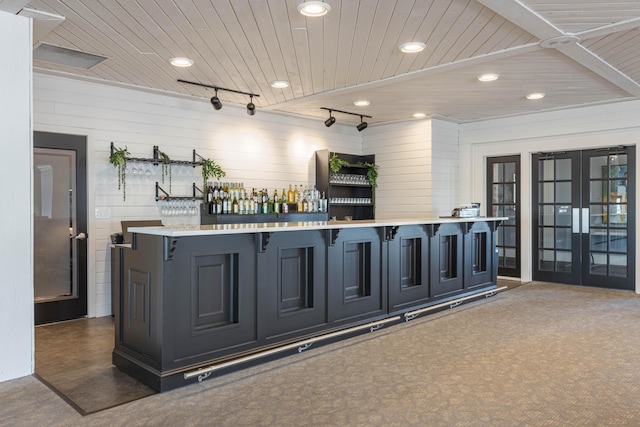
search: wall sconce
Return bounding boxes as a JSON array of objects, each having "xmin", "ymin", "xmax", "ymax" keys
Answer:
[
  {"xmin": 321, "ymin": 107, "xmax": 372, "ymax": 131},
  {"xmin": 178, "ymin": 79, "xmax": 260, "ymax": 115}
]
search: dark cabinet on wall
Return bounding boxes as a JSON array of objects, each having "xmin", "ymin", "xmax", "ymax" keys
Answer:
[{"xmin": 316, "ymin": 149, "xmax": 375, "ymax": 220}]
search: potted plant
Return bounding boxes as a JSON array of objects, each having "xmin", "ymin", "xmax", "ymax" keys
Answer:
[{"xmin": 109, "ymin": 145, "xmax": 130, "ymax": 201}]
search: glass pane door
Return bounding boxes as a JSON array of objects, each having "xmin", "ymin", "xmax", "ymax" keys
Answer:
[
  {"xmin": 487, "ymin": 156, "xmax": 520, "ymax": 277},
  {"xmin": 582, "ymin": 148, "xmax": 635, "ymax": 290},
  {"xmin": 34, "ymin": 132, "xmax": 87, "ymax": 324},
  {"xmin": 34, "ymin": 148, "xmax": 78, "ymax": 302},
  {"xmin": 533, "ymin": 147, "xmax": 635, "ymax": 290},
  {"xmin": 532, "ymin": 152, "xmax": 581, "ymax": 284}
]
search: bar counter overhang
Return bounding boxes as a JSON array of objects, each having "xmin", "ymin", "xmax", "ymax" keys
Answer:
[{"xmin": 112, "ymin": 217, "xmax": 506, "ymax": 392}]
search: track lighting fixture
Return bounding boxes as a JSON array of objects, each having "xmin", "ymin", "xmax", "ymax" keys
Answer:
[
  {"xmin": 324, "ymin": 111, "xmax": 336, "ymax": 127},
  {"xmin": 357, "ymin": 116, "xmax": 368, "ymax": 132},
  {"xmin": 178, "ymin": 79, "xmax": 260, "ymax": 115},
  {"xmin": 247, "ymin": 95, "xmax": 256, "ymax": 116},
  {"xmin": 321, "ymin": 107, "xmax": 372, "ymax": 131},
  {"xmin": 210, "ymin": 88, "xmax": 222, "ymax": 110}
]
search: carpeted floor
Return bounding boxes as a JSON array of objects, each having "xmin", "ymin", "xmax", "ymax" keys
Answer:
[{"xmin": 2, "ymin": 282, "xmax": 640, "ymax": 426}]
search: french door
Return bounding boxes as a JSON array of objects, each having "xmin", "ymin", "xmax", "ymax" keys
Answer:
[
  {"xmin": 34, "ymin": 131, "xmax": 88, "ymax": 324},
  {"xmin": 487, "ymin": 156, "xmax": 520, "ymax": 277},
  {"xmin": 532, "ymin": 147, "xmax": 635, "ymax": 290}
]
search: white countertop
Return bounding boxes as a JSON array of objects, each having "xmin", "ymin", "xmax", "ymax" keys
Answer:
[{"xmin": 128, "ymin": 217, "xmax": 508, "ymax": 237}]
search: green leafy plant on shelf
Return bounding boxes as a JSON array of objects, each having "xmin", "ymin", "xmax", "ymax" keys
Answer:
[
  {"xmin": 202, "ymin": 157, "xmax": 226, "ymax": 199},
  {"xmin": 109, "ymin": 145, "xmax": 130, "ymax": 201},
  {"xmin": 360, "ymin": 161, "xmax": 379, "ymax": 203},
  {"xmin": 159, "ymin": 151, "xmax": 172, "ymax": 193},
  {"xmin": 329, "ymin": 153, "xmax": 350, "ymax": 174}
]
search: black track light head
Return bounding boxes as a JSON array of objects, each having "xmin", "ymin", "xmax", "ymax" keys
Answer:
[
  {"xmin": 325, "ymin": 114, "xmax": 336, "ymax": 127},
  {"xmin": 247, "ymin": 95, "xmax": 256, "ymax": 116},
  {"xmin": 211, "ymin": 90, "xmax": 222, "ymax": 110},
  {"xmin": 357, "ymin": 116, "xmax": 368, "ymax": 132}
]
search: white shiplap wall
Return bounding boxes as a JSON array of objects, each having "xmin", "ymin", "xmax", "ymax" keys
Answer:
[
  {"xmin": 34, "ymin": 73, "xmax": 363, "ymax": 317},
  {"xmin": 0, "ymin": 12, "xmax": 32, "ymax": 382},
  {"xmin": 459, "ymin": 99, "xmax": 640, "ymax": 290},
  {"xmin": 363, "ymin": 119, "xmax": 459, "ymax": 219}
]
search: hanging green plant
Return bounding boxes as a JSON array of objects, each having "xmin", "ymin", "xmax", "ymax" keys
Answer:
[
  {"xmin": 109, "ymin": 145, "xmax": 130, "ymax": 201},
  {"xmin": 361, "ymin": 161, "xmax": 379, "ymax": 203},
  {"xmin": 329, "ymin": 153, "xmax": 350, "ymax": 174},
  {"xmin": 159, "ymin": 151, "xmax": 172, "ymax": 193},
  {"xmin": 202, "ymin": 157, "xmax": 226, "ymax": 199}
]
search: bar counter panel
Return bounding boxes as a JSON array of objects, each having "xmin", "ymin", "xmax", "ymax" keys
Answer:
[{"xmin": 113, "ymin": 218, "xmax": 505, "ymax": 391}]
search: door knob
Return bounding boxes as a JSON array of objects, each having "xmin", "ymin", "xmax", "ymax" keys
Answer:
[{"xmin": 74, "ymin": 232, "xmax": 87, "ymax": 240}]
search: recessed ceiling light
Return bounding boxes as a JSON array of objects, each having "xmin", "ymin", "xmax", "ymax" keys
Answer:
[
  {"xmin": 297, "ymin": 1, "xmax": 331, "ymax": 17},
  {"xmin": 170, "ymin": 57, "xmax": 194, "ymax": 67},
  {"xmin": 413, "ymin": 113, "xmax": 427, "ymax": 118},
  {"xmin": 353, "ymin": 100, "xmax": 370, "ymax": 106},
  {"xmin": 526, "ymin": 92, "xmax": 545, "ymax": 100},
  {"xmin": 271, "ymin": 80, "xmax": 290, "ymax": 88},
  {"xmin": 477, "ymin": 73, "xmax": 499, "ymax": 82},
  {"xmin": 399, "ymin": 42, "xmax": 426, "ymax": 53}
]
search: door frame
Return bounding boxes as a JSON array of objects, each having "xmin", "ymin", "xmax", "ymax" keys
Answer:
[
  {"xmin": 486, "ymin": 155, "xmax": 521, "ymax": 278},
  {"xmin": 34, "ymin": 131, "xmax": 88, "ymax": 324},
  {"xmin": 532, "ymin": 147, "xmax": 635, "ymax": 290}
]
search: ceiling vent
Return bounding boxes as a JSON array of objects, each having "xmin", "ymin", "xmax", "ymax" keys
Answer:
[{"xmin": 33, "ymin": 43, "xmax": 107, "ymax": 69}]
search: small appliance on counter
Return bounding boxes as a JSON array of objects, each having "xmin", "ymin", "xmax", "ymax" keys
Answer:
[{"xmin": 450, "ymin": 203, "xmax": 481, "ymax": 218}]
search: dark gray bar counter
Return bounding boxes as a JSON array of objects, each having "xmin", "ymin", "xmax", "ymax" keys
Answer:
[{"xmin": 113, "ymin": 217, "xmax": 505, "ymax": 391}]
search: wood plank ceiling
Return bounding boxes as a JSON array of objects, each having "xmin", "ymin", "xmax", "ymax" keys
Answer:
[{"xmin": 5, "ymin": 0, "xmax": 640, "ymax": 125}]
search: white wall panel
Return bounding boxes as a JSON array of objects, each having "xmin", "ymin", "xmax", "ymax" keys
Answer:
[
  {"xmin": 0, "ymin": 12, "xmax": 32, "ymax": 382},
  {"xmin": 34, "ymin": 73, "xmax": 362, "ymax": 317},
  {"xmin": 363, "ymin": 120, "xmax": 435, "ymax": 219}
]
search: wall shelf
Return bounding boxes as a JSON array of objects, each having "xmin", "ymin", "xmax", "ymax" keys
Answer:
[{"xmin": 316, "ymin": 150, "xmax": 375, "ymax": 220}]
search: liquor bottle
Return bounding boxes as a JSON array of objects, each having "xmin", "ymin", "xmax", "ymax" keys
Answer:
[
  {"xmin": 215, "ymin": 191, "xmax": 222, "ymax": 214},
  {"xmin": 293, "ymin": 185, "xmax": 299, "ymax": 207},
  {"xmin": 296, "ymin": 186, "xmax": 304, "ymax": 212},
  {"xmin": 273, "ymin": 189, "xmax": 280, "ymax": 214},
  {"xmin": 262, "ymin": 191, "xmax": 269, "ymax": 214},
  {"xmin": 232, "ymin": 192, "xmax": 239, "ymax": 214},
  {"xmin": 302, "ymin": 191, "xmax": 309, "ymax": 212},
  {"xmin": 287, "ymin": 184, "xmax": 294, "ymax": 204},
  {"xmin": 238, "ymin": 191, "xmax": 245, "ymax": 215},
  {"xmin": 281, "ymin": 189, "xmax": 288, "ymax": 213}
]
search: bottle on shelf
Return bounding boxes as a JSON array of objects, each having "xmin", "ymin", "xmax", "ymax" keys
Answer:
[
  {"xmin": 281, "ymin": 189, "xmax": 288, "ymax": 213},
  {"xmin": 287, "ymin": 184, "xmax": 294, "ymax": 204},
  {"xmin": 273, "ymin": 189, "xmax": 280, "ymax": 214}
]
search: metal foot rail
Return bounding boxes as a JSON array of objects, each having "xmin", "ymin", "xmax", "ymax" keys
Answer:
[
  {"xmin": 184, "ymin": 315, "xmax": 401, "ymax": 383},
  {"xmin": 404, "ymin": 286, "xmax": 507, "ymax": 322}
]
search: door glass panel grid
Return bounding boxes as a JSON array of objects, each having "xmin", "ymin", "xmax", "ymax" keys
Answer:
[
  {"xmin": 489, "ymin": 158, "xmax": 520, "ymax": 276},
  {"xmin": 588, "ymin": 154, "xmax": 629, "ymax": 279},
  {"xmin": 536, "ymin": 157, "xmax": 573, "ymax": 274}
]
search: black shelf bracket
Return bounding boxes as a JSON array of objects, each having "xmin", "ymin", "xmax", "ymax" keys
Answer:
[
  {"xmin": 425, "ymin": 223, "xmax": 440, "ymax": 238},
  {"xmin": 327, "ymin": 228, "xmax": 340, "ymax": 246},
  {"xmin": 384, "ymin": 226, "xmax": 399, "ymax": 241},
  {"xmin": 258, "ymin": 232, "xmax": 271, "ymax": 253},
  {"xmin": 488, "ymin": 219, "xmax": 504, "ymax": 232},
  {"xmin": 460, "ymin": 222, "xmax": 474, "ymax": 234}
]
